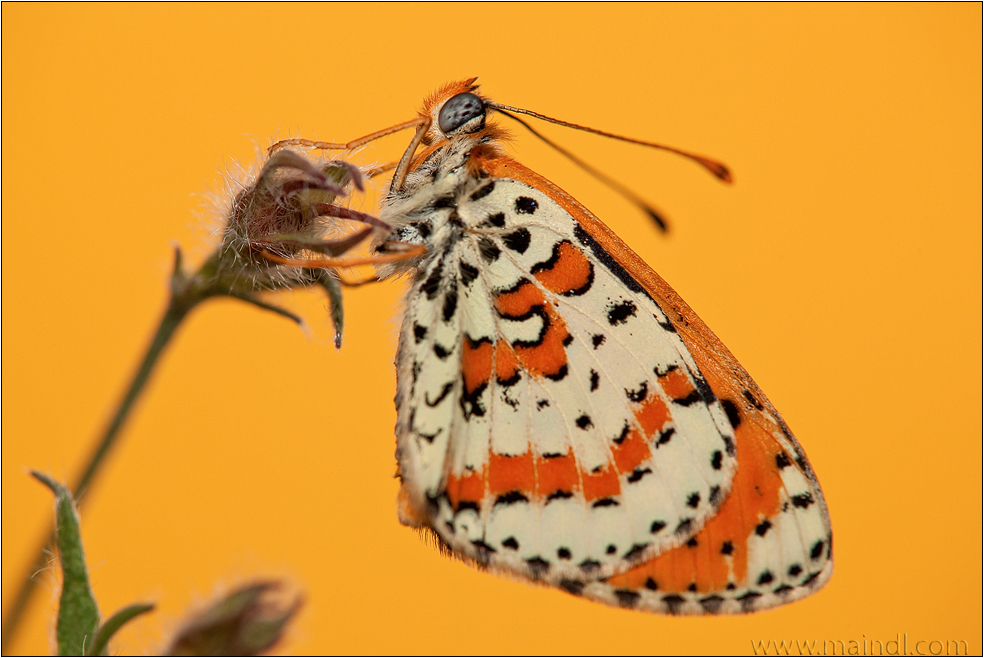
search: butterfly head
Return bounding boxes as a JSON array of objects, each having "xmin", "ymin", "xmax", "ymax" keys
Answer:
[{"xmin": 419, "ymin": 78, "xmax": 503, "ymax": 146}]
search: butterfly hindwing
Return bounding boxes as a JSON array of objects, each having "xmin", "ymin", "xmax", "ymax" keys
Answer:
[{"xmin": 390, "ymin": 161, "xmax": 739, "ymax": 585}]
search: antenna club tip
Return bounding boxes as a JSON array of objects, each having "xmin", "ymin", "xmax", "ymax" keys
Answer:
[
  {"xmin": 644, "ymin": 207, "xmax": 669, "ymax": 233},
  {"xmin": 694, "ymin": 156, "xmax": 733, "ymax": 184}
]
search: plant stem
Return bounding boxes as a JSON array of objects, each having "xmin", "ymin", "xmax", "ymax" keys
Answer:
[{"xmin": 1, "ymin": 256, "xmax": 199, "ymax": 654}]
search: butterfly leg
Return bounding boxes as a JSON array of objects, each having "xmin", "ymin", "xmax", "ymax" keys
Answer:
[
  {"xmin": 268, "ymin": 118, "xmax": 427, "ymax": 156},
  {"xmin": 260, "ymin": 243, "xmax": 427, "ymax": 270}
]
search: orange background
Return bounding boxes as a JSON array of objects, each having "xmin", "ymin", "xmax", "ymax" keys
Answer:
[{"xmin": 3, "ymin": 5, "xmax": 981, "ymax": 655}]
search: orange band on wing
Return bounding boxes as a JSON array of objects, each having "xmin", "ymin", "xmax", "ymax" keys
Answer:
[
  {"xmin": 461, "ymin": 337, "xmax": 493, "ymax": 395},
  {"xmin": 535, "ymin": 452, "xmax": 580, "ymax": 497},
  {"xmin": 494, "ymin": 280, "xmax": 544, "ymax": 317},
  {"xmin": 581, "ymin": 465, "xmax": 621, "ymax": 502},
  {"xmin": 446, "ymin": 468, "xmax": 486, "ymax": 511},
  {"xmin": 533, "ymin": 241, "xmax": 593, "ymax": 295},
  {"xmin": 612, "ymin": 430, "xmax": 652, "ymax": 475},
  {"xmin": 494, "ymin": 281, "xmax": 571, "ymax": 380},
  {"xmin": 659, "ymin": 367, "xmax": 697, "ymax": 400},
  {"xmin": 635, "ymin": 394, "xmax": 671, "ymax": 437},
  {"xmin": 488, "ymin": 451, "xmax": 536, "ymax": 498},
  {"xmin": 494, "ymin": 339, "xmax": 521, "ymax": 383}
]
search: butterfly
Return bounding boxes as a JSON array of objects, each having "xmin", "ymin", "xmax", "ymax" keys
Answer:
[{"xmin": 278, "ymin": 78, "xmax": 832, "ymax": 614}]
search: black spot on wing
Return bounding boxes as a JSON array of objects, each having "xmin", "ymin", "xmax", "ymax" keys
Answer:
[
  {"xmin": 459, "ymin": 260, "xmax": 479, "ymax": 287},
  {"xmin": 591, "ymin": 497, "xmax": 619, "ymax": 508},
  {"xmin": 495, "ymin": 491, "xmax": 529, "ymax": 507},
  {"xmin": 421, "ymin": 257, "xmax": 444, "ymax": 299},
  {"xmin": 478, "ymin": 237, "xmax": 500, "ymax": 262},
  {"xmin": 530, "ymin": 240, "xmax": 563, "ymax": 274},
  {"xmin": 526, "ymin": 557, "xmax": 551, "ymax": 579},
  {"xmin": 607, "ymin": 300, "xmax": 637, "ymax": 326},
  {"xmin": 433, "ymin": 343, "xmax": 451, "ymax": 360},
  {"xmin": 650, "ymin": 520, "xmax": 667, "ymax": 534},
  {"xmin": 589, "ymin": 369, "xmax": 600, "ymax": 392},
  {"xmin": 627, "ymin": 467, "xmax": 652, "ymax": 483},
  {"xmin": 626, "ymin": 382, "xmax": 648, "ymax": 402},
  {"xmin": 592, "ymin": 333, "xmax": 606, "ymax": 349},
  {"xmin": 654, "ymin": 363, "xmax": 678, "ymax": 377},
  {"xmin": 692, "ymin": 371, "xmax": 717, "ymax": 404},
  {"xmin": 560, "ymin": 579, "xmax": 584, "ymax": 595},
  {"xmin": 496, "ymin": 368, "xmax": 521, "ymax": 387},
  {"xmin": 743, "ymin": 389, "xmax": 764, "ymax": 410},
  {"xmin": 655, "ymin": 427, "xmax": 675, "ymax": 448},
  {"xmin": 514, "ymin": 196, "xmax": 538, "ymax": 214},
  {"xmin": 442, "ymin": 279, "xmax": 458, "ymax": 322},
  {"xmin": 700, "ymin": 595, "xmax": 725, "ymax": 614},
  {"xmin": 612, "ymin": 422, "xmax": 631, "ymax": 445},
  {"xmin": 810, "ymin": 540, "xmax": 826, "ymax": 560},
  {"xmin": 613, "ymin": 590, "xmax": 640, "ymax": 608},
  {"xmin": 502, "ymin": 228, "xmax": 531, "ymax": 253},
  {"xmin": 480, "ymin": 211, "xmax": 506, "ymax": 228},
  {"xmin": 432, "ymin": 195, "xmax": 455, "ymax": 210},
  {"xmin": 623, "ymin": 542, "xmax": 651, "ymax": 561},
  {"xmin": 418, "ymin": 429, "xmax": 441, "ymax": 444},
  {"xmin": 469, "ymin": 181, "xmax": 495, "ymax": 201},
  {"xmin": 545, "ymin": 490, "xmax": 574, "ymax": 503},
  {"xmin": 502, "ymin": 536, "xmax": 519, "ymax": 550},
  {"xmin": 711, "ymin": 450, "xmax": 723, "ymax": 470},
  {"xmin": 755, "ymin": 520, "xmax": 773, "ymax": 536},
  {"xmin": 573, "ymin": 224, "xmax": 646, "ymax": 294},
  {"xmin": 792, "ymin": 493, "xmax": 815, "ymax": 509},
  {"xmin": 654, "ymin": 312, "xmax": 677, "ymax": 333},
  {"xmin": 425, "ymin": 381, "xmax": 454, "ymax": 407},
  {"xmin": 470, "ymin": 540, "xmax": 496, "ymax": 563},
  {"xmin": 721, "ymin": 398, "xmax": 742, "ymax": 428},
  {"xmin": 801, "ymin": 571, "xmax": 822, "ymax": 588},
  {"xmin": 579, "ymin": 559, "xmax": 601, "ymax": 574},
  {"xmin": 413, "ymin": 323, "xmax": 427, "ymax": 343},
  {"xmin": 686, "ymin": 492, "xmax": 701, "ymax": 509},
  {"xmin": 575, "ymin": 414, "xmax": 593, "ymax": 430},
  {"xmin": 738, "ymin": 591, "xmax": 762, "ymax": 611},
  {"xmin": 673, "ymin": 388, "xmax": 703, "ymax": 406},
  {"xmin": 662, "ymin": 594, "xmax": 686, "ymax": 614},
  {"xmin": 776, "ymin": 452, "xmax": 791, "ymax": 469},
  {"xmin": 545, "ymin": 364, "xmax": 569, "ymax": 381},
  {"xmin": 720, "ymin": 541, "xmax": 734, "ymax": 555}
]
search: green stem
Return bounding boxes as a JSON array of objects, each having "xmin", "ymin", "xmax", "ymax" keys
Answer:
[{"xmin": 1, "ymin": 255, "xmax": 201, "ymax": 654}]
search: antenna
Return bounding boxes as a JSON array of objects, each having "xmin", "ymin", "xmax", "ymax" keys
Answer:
[{"xmin": 489, "ymin": 102, "xmax": 732, "ymax": 233}]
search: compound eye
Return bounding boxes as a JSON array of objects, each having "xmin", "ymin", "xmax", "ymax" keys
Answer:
[{"xmin": 438, "ymin": 92, "xmax": 485, "ymax": 134}]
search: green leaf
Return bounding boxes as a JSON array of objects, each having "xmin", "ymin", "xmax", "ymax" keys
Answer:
[
  {"xmin": 31, "ymin": 471, "xmax": 100, "ymax": 656},
  {"xmin": 85, "ymin": 603, "xmax": 155, "ymax": 657}
]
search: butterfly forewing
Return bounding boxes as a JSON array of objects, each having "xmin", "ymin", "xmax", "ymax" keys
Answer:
[{"xmin": 378, "ymin": 80, "xmax": 831, "ymax": 614}]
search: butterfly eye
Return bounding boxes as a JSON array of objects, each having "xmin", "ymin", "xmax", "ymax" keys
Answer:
[{"xmin": 438, "ymin": 92, "xmax": 486, "ymax": 134}]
